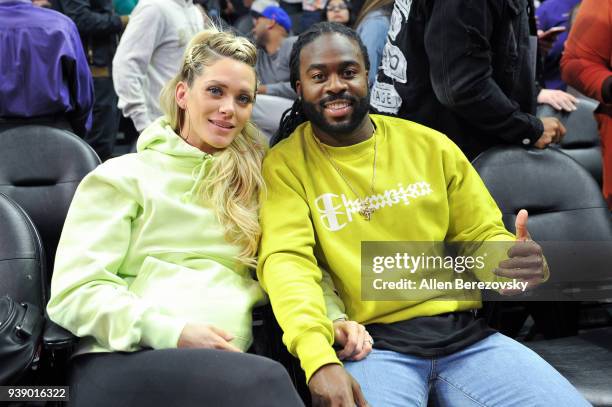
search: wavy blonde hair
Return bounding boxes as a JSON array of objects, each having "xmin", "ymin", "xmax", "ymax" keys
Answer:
[{"xmin": 160, "ymin": 28, "xmax": 266, "ymax": 267}]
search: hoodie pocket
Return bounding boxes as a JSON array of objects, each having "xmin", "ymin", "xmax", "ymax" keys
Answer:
[{"xmin": 129, "ymin": 256, "xmax": 264, "ymax": 350}]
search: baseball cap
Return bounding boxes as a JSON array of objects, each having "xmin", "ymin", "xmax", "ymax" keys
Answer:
[
  {"xmin": 250, "ymin": 0, "xmax": 280, "ymax": 18},
  {"xmin": 260, "ymin": 5, "xmax": 292, "ymax": 33}
]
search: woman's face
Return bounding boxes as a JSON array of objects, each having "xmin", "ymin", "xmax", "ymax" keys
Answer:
[
  {"xmin": 176, "ymin": 57, "xmax": 256, "ymax": 154},
  {"xmin": 326, "ymin": 0, "xmax": 350, "ymax": 24}
]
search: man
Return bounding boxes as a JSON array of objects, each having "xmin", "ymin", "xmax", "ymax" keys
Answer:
[
  {"xmin": 0, "ymin": 0, "xmax": 93, "ymax": 137},
  {"xmin": 113, "ymin": 0, "xmax": 207, "ymax": 134},
  {"xmin": 56, "ymin": 0, "xmax": 128, "ymax": 160},
  {"xmin": 370, "ymin": 0, "xmax": 566, "ymax": 160},
  {"xmin": 251, "ymin": 5, "xmax": 297, "ymax": 137},
  {"xmin": 259, "ymin": 22, "xmax": 589, "ymax": 406}
]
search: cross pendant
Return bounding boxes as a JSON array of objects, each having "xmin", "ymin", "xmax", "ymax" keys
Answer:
[{"xmin": 359, "ymin": 205, "xmax": 374, "ymax": 221}]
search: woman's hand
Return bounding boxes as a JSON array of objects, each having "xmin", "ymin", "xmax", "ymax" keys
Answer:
[
  {"xmin": 333, "ymin": 320, "xmax": 373, "ymax": 361},
  {"xmin": 177, "ymin": 323, "xmax": 242, "ymax": 352},
  {"xmin": 537, "ymin": 89, "xmax": 578, "ymax": 112}
]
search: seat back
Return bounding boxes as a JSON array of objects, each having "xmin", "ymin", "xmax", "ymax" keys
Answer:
[
  {"xmin": 472, "ymin": 146, "xmax": 611, "ymax": 241},
  {"xmin": 537, "ymin": 98, "xmax": 602, "ymax": 185},
  {"xmin": 0, "ymin": 193, "xmax": 45, "ymax": 308},
  {"xmin": 0, "ymin": 126, "xmax": 100, "ymax": 279},
  {"xmin": 472, "ymin": 146, "xmax": 612, "ymax": 337}
]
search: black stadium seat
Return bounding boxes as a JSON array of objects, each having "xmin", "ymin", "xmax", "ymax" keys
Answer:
[
  {"xmin": 473, "ymin": 146, "xmax": 612, "ymax": 406},
  {"xmin": 0, "ymin": 125, "xmax": 100, "ymax": 277},
  {"xmin": 537, "ymin": 98, "xmax": 602, "ymax": 185},
  {"xmin": 0, "ymin": 193, "xmax": 45, "ymax": 384}
]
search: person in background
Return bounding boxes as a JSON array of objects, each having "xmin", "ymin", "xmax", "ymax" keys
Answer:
[
  {"xmin": 561, "ymin": 0, "xmax": 612, "ymax": 209},
  {"xmin": 323, "ymin": 0, "xmax": 352, "ymax": 25},
  {"xmin": 113, "ymin": 0, "xmax": 207, "ymax": 134},
  {"xmin": 0, "ymin": 0, "xmax": 93, "ymax": 137},
  {"xmin": 299, "ymin": 0, "xmax": 324, "ymax": 33},
  {"xmin": 113, "ymin": 0, "xmax": 137, "ymax": 14},
  {"xmin": 252, "ymin": 5, "xmax": 298, "ymax": 137},
  {"xmin": 354, "ymin": 0, "xmax": 392, "ymax": 87},
  {"xmin": 47, "ymin": 28, "xmax": 308, "ymax": 407},
  {"xmin": 536, "ymin": 0, "xmax": 581, "ymax": 90},
  {"xmin": 370, "ymin": 0, "xmax": 566, "ymax": 161},
  {"xmin": 56, "ymin": 0, "xmax": 128, "ymax": 161}
]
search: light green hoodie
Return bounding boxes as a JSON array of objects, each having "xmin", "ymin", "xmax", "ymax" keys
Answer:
[{"xmin": 47, "ymin": 117, "xmax": 267, "ymax": 355}]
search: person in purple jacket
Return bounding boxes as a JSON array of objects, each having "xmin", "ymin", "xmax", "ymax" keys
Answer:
[
  {"xmin": 0, "ymin": 0, "xmax": 94, "ymax": 137},
  {"xmin": 536, "ymin": 0, "xmax": 582, "ymax": 90}
]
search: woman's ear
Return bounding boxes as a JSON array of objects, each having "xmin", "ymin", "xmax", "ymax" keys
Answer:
[{"xmin": 175, "ymin": 81, "xmax": 188, "ymax": 110}]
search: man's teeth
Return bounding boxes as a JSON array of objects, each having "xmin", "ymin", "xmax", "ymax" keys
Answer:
[{"xmin": 325, "ymin": 102, "xmax": 350, "ymax": 110}]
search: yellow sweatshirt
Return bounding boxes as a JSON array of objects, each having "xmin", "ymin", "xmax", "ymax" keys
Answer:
[{"xmin": 257, "ymin": 115, "xmax": 516, "ymax": 381}]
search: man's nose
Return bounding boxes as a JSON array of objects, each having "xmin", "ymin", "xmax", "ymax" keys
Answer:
[{"xmin": 326, "ymin": 74, "xmax": 348, "ymax": 94}]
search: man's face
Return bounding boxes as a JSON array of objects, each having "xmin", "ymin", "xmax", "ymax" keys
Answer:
[
  {"xmin": 296, "ymin": 33, "xmax": 370, "ymax": 136},
  {"xmin": 252, "ymin": 16, "xmax": 271, "ymax": 47}
]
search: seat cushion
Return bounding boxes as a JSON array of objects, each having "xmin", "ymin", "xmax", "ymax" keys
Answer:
[{"xmin": 525, "ymin": 327, "xmax": 612, "ymax": 407}]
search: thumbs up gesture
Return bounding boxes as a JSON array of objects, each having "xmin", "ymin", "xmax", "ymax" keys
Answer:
[{"xmin": 494, "ymin": 210, "xmax": 548, "ymax": 295}]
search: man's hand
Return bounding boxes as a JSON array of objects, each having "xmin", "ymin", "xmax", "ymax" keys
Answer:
[
  {"xmin": 177, "ymin": 323, "xmax": 242, "ymax": 352},
  {"xmin": 535, "ymin": 117, "xmax": 566, "ymax": 148},
  {"xmin": 494, "ymin": 210, "xmax": 547, "ymax": 295},
  {"xmin": 309, "ymin": 364, "xmax": 369, "ymax": 407},
  {"xmin": 257, "ymin": 84, "xmax": 268, "ymax": 95},
  {"xmin": 333, "ymin": 320, "xmax": 373, "ymax": 361},
  {"xmin": 537, "ymin": 89, "xmax": 578, "ymax": 112}
]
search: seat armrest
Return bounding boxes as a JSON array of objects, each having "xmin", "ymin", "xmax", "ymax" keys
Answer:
[{"xmin": 43, "ymin": 320, "xmax": 77, "ymax": 350}]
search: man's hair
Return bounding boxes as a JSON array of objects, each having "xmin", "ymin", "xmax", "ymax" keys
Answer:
[{"xmin": 271, "ymin": 22, "xmax": 370, "ymax": 146}]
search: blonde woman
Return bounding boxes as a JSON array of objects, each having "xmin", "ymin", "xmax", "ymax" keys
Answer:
[{"xmin": 47, "ymin": 28, "xmax": 304, "ymax": 406}]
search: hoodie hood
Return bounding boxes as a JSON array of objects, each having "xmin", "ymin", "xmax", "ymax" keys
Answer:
[{"xmin": 137, "ymin": 117, "xmax": 214, "ymax": 202}]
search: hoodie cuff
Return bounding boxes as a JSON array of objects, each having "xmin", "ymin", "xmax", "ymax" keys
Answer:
[
  {"xmin": 139, "ymin": 308, "xmax": 186, "ymax": 349},
  {"xmin": 295, "ymin": 332, "xmax": 342, "ymax": 383}
]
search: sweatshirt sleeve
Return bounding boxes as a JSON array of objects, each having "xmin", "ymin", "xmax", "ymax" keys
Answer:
[
  {"xmin": 257, "ymin": 152, "xmax": 341, "ymax": 382},
  {"xmin": 113, "ymin": 2, "xmax": 165, "ymax": 132},
  {"xmin": 560, "ymin": 0, "xmax": 612, "ymax": 104},
  {"xmin": 47, "ymin": 165, "xmax": 186, "ymax": 352}
]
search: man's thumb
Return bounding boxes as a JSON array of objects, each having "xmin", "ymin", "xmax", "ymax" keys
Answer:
[{"xmin": 515, "ymin": 209, "xmax": 530, "ymax": 241}]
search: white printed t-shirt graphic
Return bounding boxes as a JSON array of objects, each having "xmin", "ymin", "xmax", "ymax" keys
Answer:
[
  {"xmin": 314, "ymin": 181, "xmax": 432, "ymax": 232},
  {"xmin": 370, "ymin": 81, "xmax": 402, "ymax": 114}
]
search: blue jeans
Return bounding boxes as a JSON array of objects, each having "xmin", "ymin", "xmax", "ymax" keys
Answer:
[{"xmin": 344, "ymin": 333, "xmax": 590, "ymax": 406}]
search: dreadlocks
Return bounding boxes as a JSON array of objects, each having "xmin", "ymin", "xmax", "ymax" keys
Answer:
[{"xmin": 270, "ymin": 22, "xmax": 370, "ymax": 147}]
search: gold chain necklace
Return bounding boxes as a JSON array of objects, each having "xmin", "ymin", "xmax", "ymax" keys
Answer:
[{"xmin": 313, "ymin": 133, "xmax": 377, "ymax": 220}]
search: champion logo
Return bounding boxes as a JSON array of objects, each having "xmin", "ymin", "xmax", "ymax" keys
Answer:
[{"xmin": 314, "ymin": 182, "xmax": 433, "ymax": 232}]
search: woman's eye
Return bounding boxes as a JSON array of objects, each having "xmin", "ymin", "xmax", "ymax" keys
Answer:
[
  {"xmin": 208, "ymin": 86, "xmax": 222, "ymax": 96},
  {"xmin": 238, "ymin": 95, "xmax": 252, "ymax": 105}
]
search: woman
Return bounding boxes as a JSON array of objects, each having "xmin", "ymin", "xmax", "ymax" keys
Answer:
[
  {"xmin": 561, "ymin": 0, "xmax": 612, "ymax": 209},
  {"xmin": 323, "ymin": 0, "xmax": 353, "ymax": 25},
  {"xmin": 354, "ymin": 0, "xmax": 393, "ymax": 87},
  {"xmin": 46, "ymin": 28, "xmax": 304, "ymax": 406}
]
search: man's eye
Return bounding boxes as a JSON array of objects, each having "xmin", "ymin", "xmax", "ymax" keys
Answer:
[
  {"xmin": 312, "ymin": 73, "xmax": 325, "ymax": 81},
  {"xmin": 343, "ymin": 70, "xmax": 357, "ymax": 78},
  {"xmin": 208, "ymin": 86, "xmax": 222, "ymax": 96}
]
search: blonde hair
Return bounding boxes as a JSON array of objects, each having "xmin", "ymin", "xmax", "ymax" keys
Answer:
[{"xmin": 160, "ymin": 28, "xmax": 265, "ymax": 267}]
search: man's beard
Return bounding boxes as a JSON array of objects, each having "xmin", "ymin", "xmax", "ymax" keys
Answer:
[
  {"xmin": 254, "ymin": 30, "xmax": 269, "ymax": 49},
  {"xmin": 301, "ymin": 90, "xmax": 370, "ymax": 136}
]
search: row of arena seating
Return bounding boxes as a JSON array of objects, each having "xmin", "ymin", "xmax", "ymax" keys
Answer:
[{"xmin": 0, "ymin": 115, "xmax": 611, "ymax": 405}]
